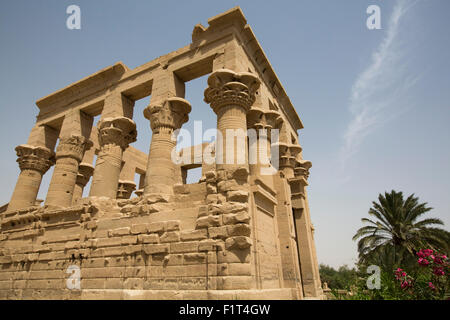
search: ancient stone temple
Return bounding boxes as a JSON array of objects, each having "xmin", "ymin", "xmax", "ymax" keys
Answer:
[{"xmin": 0, "ymin": 7, "xmax": 323, "ymax": 300}]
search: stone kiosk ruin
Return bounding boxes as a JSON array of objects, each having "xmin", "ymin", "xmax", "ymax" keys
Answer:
[{"xmin": 0, "ymin": 7, "xmax": 324, "ymax": 300}]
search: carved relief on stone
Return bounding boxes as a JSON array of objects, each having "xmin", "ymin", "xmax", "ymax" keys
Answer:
[
  {"xmin": 204, "ymin": 69, "xmax": 261, "ymax": 114},
  {"xmin": 143, "ymin": 97, "xmax": 191, "ymax": 134},
  {"xmin": 98, "ymin": 117, "xmax": 137, "ymax": 150},
  {"xmin": 15, "ymin": 144, "xmax": 54, "ymax": 174},
  {"xmin": 56, "ymin": 135, "xmax": 92, "ymax": 162},
  {"xmin": 76, "ymin": 163, "xmax": 94, "ymax": 187}
]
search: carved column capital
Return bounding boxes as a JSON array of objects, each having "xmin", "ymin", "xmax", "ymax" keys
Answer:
[
  {"xmin": 247, "ymin": 108, "xmax": 280, "ymax": 139},
  {"xmin": 143, "ymin": 97, "xmax": 191, "ymax": 134},
  {"xmin": 294, "ymin": 159, "xmax": 312, "ymax": 180},
  {"xmin": 76, "ymin": 163, "xmax": 94, "ymax": 187},
  {"xmin": 15, "ymin": 144, "xmax": 54, "ymax": 174},
  {"xmin": 117, "ymin": 180, "xmax": 136, "ymax": 199},
  {"xmin": 56, "ymin": 135, "xmax": 92, "ymax": 162},
  {"xmin": 276, "ymin": 143, "xmax": 302, "ymax": 170},
  {"xmin": 204, "ymin": 69, "xmax": 260, "ymax": 114},
  {"xmin": 98, "ymin": 117, "xmax": 137, "ymax": 150}
]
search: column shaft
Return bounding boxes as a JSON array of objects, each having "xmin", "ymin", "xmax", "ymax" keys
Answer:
[
  {"xmin": 72, "ymin": 182, "xmax": 84, "ymax": 203},
  {"xmin": 8, "ymin": 145, "xmax": 53, "ymax": 211},
  {"xmin": 143, "ymin": 97, "xmax": 191, "ymax": 196},
  {"xmin": 9, "ymin": 169, "xmax": 44, "ymax": 210},
  {"xmin": 144, "ymin": 129, "xmax": 177, "ymax": 194},
  {"xmin": 90, "ymin": 142, "xmax": 123, "ymax": 198},
  {"xmin": 72, "ymin": 163, "xmax": 94, "ymax": 204},
  {"xmin": 216, "ymin": 105, "xmax": 248, "ymax": 171},
  {"xmin": 45, "ymin": 135, "xmax": 89, "ymax": 207},
  {"xmin": 204, "ymin": 69, "xmax": 261, "ymax": 174},
  {"xmin": 45, "ymin": 157, "xmax": 80, "ymax": 207},
  {"xmin": 294, "ymin": 202, "xmax": 321, "ymax": 297},
  {"xmin": 89, "ymin": 117, "xmax": 137, "ymax": 198}
]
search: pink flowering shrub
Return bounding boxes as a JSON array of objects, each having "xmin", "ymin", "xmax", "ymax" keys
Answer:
[{"xmin": 393, "ymin": 249, "xmax": 449, "ymax": 299}]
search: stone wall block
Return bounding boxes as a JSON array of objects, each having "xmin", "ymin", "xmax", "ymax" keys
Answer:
[
  {"xmin": 170, "ymin": 241, "xmax": 199, "ymax": 254},
  {"xmin": 159, "ymin": 231, "xmax": 180, "ymax": 243},
  {"xmin": 180, "ymin": 230, "xmax": 208, "ymax": 241},
  {"xmin": 138, "ymin": 234, "xmax": 159, "ymax": 244},
  {"xmin": 143, "ymin": 244, "xmax": 169, "ymax": 255},
  {"xmin": 108, "ymin": 227, "xmax": 130, "ymax": 237},
  {"xmin": 225, "ymin": 236, "xmax": 253, "ymax": 250},
  {"xmin": 226, "ymin": 223, "xmax": 251, "ymax": 237}
]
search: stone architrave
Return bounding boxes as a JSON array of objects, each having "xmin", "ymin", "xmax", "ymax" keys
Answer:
[
  {"xmin": 204, "ymin": 69, "xmax": 260, "ymax": 172},
  {"xmin": 45, "ymin": 135, "xmax": 91, "ymax": 208},
  {"xmin": 89, "ymin": 117, "xmax": 137, "ymax": 199},
  {"xmin": 7, "ymin": 145, "xmax": 54, "ymax": 211},
  {"xmin": 143, "ymin": 97, "xmax": 191, "ymax": 195}
]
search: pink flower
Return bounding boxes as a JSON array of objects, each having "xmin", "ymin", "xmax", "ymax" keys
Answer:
[
  {"xmin": 433, "ymin": 257, "xmax": 443, "ymax": 264},
  {"xmin": 433, "ymin": 254, "xmax": 448, "ymax": 265},
  {"xmin": 433, "ymin": 267, "xmax": 445, "ymax": 276},
  {"xmin": 401, "ymin": 281, "xmax": 411, "ymax": 289},
  {"xmin": 428, "ymin": 282, "xmax": 436, "ymax": 290},
  {"xmin": 418, "ymin": 249, "xmax": 434, "ymax": 258},
  {"xmin": 418, "ymin": 257, "xmax": 430, "ymax": 266}
]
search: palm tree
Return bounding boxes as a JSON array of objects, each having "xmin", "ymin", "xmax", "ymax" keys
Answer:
[{"xmin": 353, "ymin": 190, "xmax": 450, "ymax": 266}]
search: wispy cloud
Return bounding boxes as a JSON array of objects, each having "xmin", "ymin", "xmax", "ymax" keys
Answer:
[{"xmin": 340, "ymin": 0, "xmax": 419, "ymax": 167}]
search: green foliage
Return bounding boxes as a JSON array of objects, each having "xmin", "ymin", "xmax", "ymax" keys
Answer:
[
  {"xmin": 330, "ymin": 250, "xmax": 449, "ymax": 300},
  {"xmin": 319, "ymin": 264, "xmax": 358, "ymax": 290},
  {"xmin": 353, "ymin": 190, "xmax": 450, "ymax": 268}
]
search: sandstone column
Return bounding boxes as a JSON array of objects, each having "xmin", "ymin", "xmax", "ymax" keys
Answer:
[
  {"xmin": 45, "ymin": 135, "xmax": 91, "ymax": 207},
  {"xmin": 7, "ymin": 145, "xmax": 54, "ymax": 211},
  {"xmin": 277, "ymin": 143, "xmax": 302, "ymax": 179},
  {"xmin": 89, "ymin": 117, "xmax": 137, "ymax": 198},
  {"xmin": 72, "ymin": 127, "xmax": 97, "ymax": 204},
  {"xmin": 247, "ymin": 108, "xmax": 280, "ymax": 177},
  {"xmin": 272, "ymin": 126, "xmax": 305, "ymax": 292},
  {"xmin": 45, "ymin": 109, "xmax": 94, "ymax": 208},
  {"xmin": 204, "ymin": 69, "xmax": 260, "ymax": 172},
  {"xmin": 143, "ymin": 97, "xmax": 191, "ymax": 195},
  {"xmin": 72, "ymin": 163, "xmax": 94, "ymax": 204},
  {"xmin": 291, "ymin": 159, "xmax": 323, "ymax": 297}
]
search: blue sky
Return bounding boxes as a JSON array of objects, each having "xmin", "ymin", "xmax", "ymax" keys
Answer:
[{"xmin": 0, "ymin": 0, "xmax": 449, "ymax": 268}]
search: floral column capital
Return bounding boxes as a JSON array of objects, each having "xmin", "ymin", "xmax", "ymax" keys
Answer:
[
  {"xmin": 294, "ymin": 159, "xmax": 312, "ymax": 181},
  {"xmin": 98, "ymin": 116, "xmax": 137, "ymax": 150},
  {"xmin": 56, "ymin": 135, "xmax": 92, "ymax": 162},
  {"xmin": 247, "ymin": 108, "xmax": 280, "ymax": 138},
  {"xmin": 204, "ymin": 69, "xmax": 260, "ymax": 114},
  {"xmin": 15, "ymin": 144, "xmax": 54, "ymax": 174},
  {"xmin": 275, "ymin": 143, "xmax": 303, "ymax": 170},
  {"xmin": 143, "ymin": 97, "xmax": 191, "ymax": 134}
]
